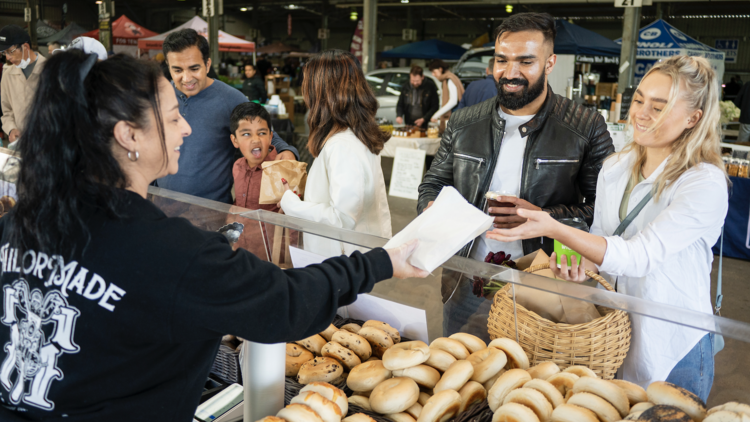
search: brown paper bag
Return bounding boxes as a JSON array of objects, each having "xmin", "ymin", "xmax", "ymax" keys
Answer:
[{"xmin": 259, "ymin": 161, "xmax": 308, "ymax": 204}]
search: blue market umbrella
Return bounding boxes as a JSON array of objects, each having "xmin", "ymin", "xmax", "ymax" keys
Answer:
[
  {"xmin": 483, "ymin": 20, "xmax": 621, "ymax": 57},
  {"xmin": 381, "ymin": 39, "xmax": 467, "ymax": 60}
]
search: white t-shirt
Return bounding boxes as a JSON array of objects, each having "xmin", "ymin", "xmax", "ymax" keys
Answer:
[{"xmin": 470, "ymin": 108, "xmax": 535, "ymax": 263}]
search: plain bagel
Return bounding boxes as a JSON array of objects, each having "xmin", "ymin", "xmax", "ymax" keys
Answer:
[
  {"xmin": 320, "ymin": 324, "xmax": 340, "ymax": 342},
  {"xmin": 572, "ymin": 376, "xmax": 630, "ymax": 418},
  {"xmin": 388, "ymin": 413, "xmax": 417, "ymax": 422},
  {"xmin": 561, "ymin": 366, "xmax": 597, "ymax": 379},
  {"xmin": 458, "ymin": 381, "xmax": 487, "ymax": 413},
  {"xmin": 483, "ymin": 369, "xmax": 506, "ymax": 391},
  {"xmin": 256, "ymin": 417, "xmax": 286, "ymax": 422},
  {"xmin": 287, "ymin": 343, "xmax": 315, "ymax": 377},
  {"xmin": 546, "ymin": 373, "xmax": 578, "ymax": 400},
  {"xmin": 425, "ymin": 348, "xmax": 457, "ymax": 372},
  {"xmin": 430, "ymin": 338, "xmax": 470, "ymax": 360},
  {"xmin": 347, "ymin": 360, "xmax": 392, "ymax": 392},
  {"xmin": 449, "ymin": 333, "xmax": 487, "ymax": 354},
  {"xmin": 383, "ymin": 341, "xmax": 431, "ymax": 371},
  {"xmin": 297, "ymin": 334, "xmax": 328, "ymax": 356},
  {"xmin": 393, "ymin": 365, "xmax": 441, "ymax": 389},
  {"xmin": 492, "ymin": 403, "xmax": 540, "ymax": 422},
  {"xmin": 488, "ymin": 369, "xmax": 533, "ymax": 412},
  {"xmin": 277, "ymin": 404, "xmax": 324, "ymax": 422},
  {"xmin": 298, "ymin": 357, "xmax": 344, "ymax": 385},
  {"xmin": 527, "ymin": 362, "xmax": 560, "ymax": 381},
  {"xmin": 291, "ymin": 392, "xmax": 343, "ymax": 422},
  {"xmin": 332, "ymin": 331, "xmax": 372, "ymax": 361},
  {"xmin": 363, "ymin": 320, "xmax": 402, "ymax": 344},
  {"xmin": 709, "ymin": 403, "xmax": 750, "ymax": 417},
  {"xmin": 299, "ymin": 382, "xmax": 348, "ymax": 416},
  {"xmin": 610, "ymin": 380, "xmax": 648, "ymax": 406},
  {"xmin": 344, "ymin": 414, "xmax": 376, "ymax": 422},
  {"xmin": 467, "ymin": 348, "xmax": 507, "ymax": 384},
  {"xmin": 406, "ymin": 402, "xmax": 423, "ymax": 419},
  {"xmin": 322, "ymin": 341, "xmax": 362, "ymax": 371},
  {"xmin": 488, "ymin": 338, "xmax": 530, "ymax": 370},
  {"xmin": 647, "ymin": 381, "xmax": 707, "ymax": 422},
  {"xmin": 348, "ymin": 395, "xmax": 372, "ymax": 411},
  {"xmin": 503, "ymin": 388, "xmax": 553, "ymax": 422},
  {"xmin": 433, "ymin": 360, "xmax": 475, "ymax": 393},
  {"xmin": 566, "ymin": 392, "xmax": 620, "ymax": 422},
  {"xmin": 550, "ymin": 404, "xmax": 599, "ymax": 422},
  {"xmin": 370, "ymin": 377, "xmax": 420, "ymax": 415},
  {"xmin": 417, "ymin": 389, "xmax": 462, "ymax": 422},
  {"xmin": 704, "ymin": 411, "xmax": 750, "ymax": 422},
  {"xmin": 418, "ymin": 393, "xmax": 432, "ymax": 406},
  {"xmin": 523, "ymin": 379, "xmax": 565, "ymax": 409}
]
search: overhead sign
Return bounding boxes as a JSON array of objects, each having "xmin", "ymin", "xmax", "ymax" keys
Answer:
[
  {"xmin": 715, "ymin": 39, "xmax": 739, "ymax": 64},
  {"xmin": 576, "ymin": 55, "xmax": 619, "ymax": 65},
  {"xmin": 615, "ymin": 0, "xmax": 642, "ymax": 8}
]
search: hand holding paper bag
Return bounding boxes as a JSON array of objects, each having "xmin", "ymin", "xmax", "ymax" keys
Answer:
[
  {"xmin": 384, "ymin": 187, "xmax": 494, "ymax": 272},
  {"xmin": 259, "ymin": 160, "xmax": 308, "ymax": 204}
]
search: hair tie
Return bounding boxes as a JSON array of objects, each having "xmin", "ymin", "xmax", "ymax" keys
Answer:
[{"xmin": 79, "ymin": 53, "xmax": 97, "ymax": 82}]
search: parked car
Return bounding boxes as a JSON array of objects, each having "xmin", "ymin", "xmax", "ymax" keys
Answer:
[
  {"xmin": 365, "ymin": 67, "xmax": 442, "ymax": 123},
  {"xmin": 453, "ymin": 47, "xmax": 495, "ymax": 87}
]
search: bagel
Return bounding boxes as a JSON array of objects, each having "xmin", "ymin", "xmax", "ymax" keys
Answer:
[
  {"xmin": 566, "ymin": 392, "xmax": 620, "ymax": 422},
  {"xmin": 354, "ymin": 391, "xmax": 371, "ymax": 398},
  {"xmin": 704, "ymin": 411, "xmax": 750, "ymax": 422},
  {"xmin": 257, "ymin": 417, "xmax": 286, "ymax": 422},
  {"xmin": 291, "ymin": 392, "xmax": 343, "ymax": 422},
  {"xmin": 297, "ymin": 334, "xmax": 328, "ymax": 355},
  {"xmin": 425, "ymin": 348, "xmax": 457, "ymax": 372},
  {"xmin": 341, "ymin": 324, "xmax": 363, "ymax": 334},
  {"xmin": 433, "ymin": 360, "xmax": 475, "ymax": 393},
  {"xmin": 332, "ymin": 331, "xmax": 372, "ymax": 361},
  {"xmin": 572, "ymin": 377, "xmax": 630, "ymax": 418},
  {"xmin": 359, "ymin": 327, "xmax": 395, "ymax": 358},
  {"xmin": 449, "ymin": 333, "xmax": 487, "ymax": 354},
  {"xmin": 467, "ymin": 348, "xmax": 508, "ymax": 384},
  {"xmin": 370, "ymin": 377, "xmax": 421, "ymax": 415},
  {"xmin": 545, "ymin": 373, "xmax": 578, "ymax": 400},
  {"xmin": 366, "ymin": 356, "xmax": 380, "ymax": 362},
  {"xmin": 406, "ymin": 402, "xmax": 423, "ymax": 419},
  {"xmin": 503, "ymin": 388, "xmax": 553, "ymax": 422},
  {"xmin": 626, "ymin": 411, "xmax": 644, "ymax": 420},
  {"xmin": 550, "ymin": 404, "xmax": 598, "ymax": 422},
  {"xmin": 637, "ymin": 404, "xmax": 693, "ymax": 422},
  {"xmin": 418, "ymin": 392, "xmax": 432, "ymax": 407},
  {"xmin": 393, "ymin": 365, "xmax": 441, "ymax": 389},
  {"xmin": 629, "ymin": 402, "xmax": 654, "ymax": 415},
  {"xmin": 344, "ymin": 414, "xmax": 376, "ymax": 422},
  {"xmin": 523, "ymin": 379, "xmax": 565, "ymax": 409},
  {"xmin": 484, "ymin": 369, "xmax": 506, "ymax": 391},
  {"xmin": 492, "ymin": 403, "xmax": 541, "ymax": 422},
  {"xmin": 430, "ymin": 338, "xmax": 470, "ymax": 360},
  {"xmin": 527, "ymin": 362, "xmax": 560, "ymax": 381},
  {"xmin": 300, "ymin": 382, "xmax": 348, "ymax": 416},
  {"xmin": 488, "ymin": 369, "xmax": 533, "ymax": 412},
  {"xmin": 416, "ymin": 389, "xmax": 462, "ymax": 422},
  {"xmin": 388, "ymin": 413, "xmax": 417, "ymax": 422},
  {"xmin": 322, "ymin": 341, "xmax": 362, "ymax": 371},
  {"xmin": 561, "ymin": 366, "xmax": 597, "ymax": 379},
  {"xmin": 610, "ymin": 380, "xmax": 648, "ymax": 406},
  {"xmin": 348, "ymin": 396, "xmax": 372, "ymax": 411},
  {"xmin": 347, "ymin": 360, "xmax": 392, "ymax": 392},
  {"xmin": 709, "ymin": 403, "xmax": 750, "ymax": 417},
  {"xmin": 277, "ymin": 404, "xmax": 324, "ymax": 422},
  {"xmin": 298, "ymin": 357, "xmax": 344, "ymax": 385},
  {"xmin": 488, "ymin": 338, "xmax": 530, "ymax": 370},
  {"xmin": 363, "ymin": 320, "xmax": 402, "ymax": 344},
  {"xmin": 287, "ymin": 343, "xmax": 315, "ymax": 377},
  {"xmin": 383, "ymin": 341, "xmax": 431, "ymax": 371},
  {"xmin": 320, "ymin": 324, "xmax": 340, "ymax": 342},
  {"xmin": 458, "ymin": 381, "xmax": 487, "ymax": 414},
  {"xmin": 646, "ymin": 381, "xmax": 707, "ymax": 422}
]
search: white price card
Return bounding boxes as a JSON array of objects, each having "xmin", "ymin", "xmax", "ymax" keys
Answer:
[{"xmin": 389, "ymin": 147, "xmax": 426, "ymax": 200}]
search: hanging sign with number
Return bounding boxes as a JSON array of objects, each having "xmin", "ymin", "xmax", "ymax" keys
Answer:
[{"xmin": 615, "ymin": 0, "xmax": 643, "ymax": 7}]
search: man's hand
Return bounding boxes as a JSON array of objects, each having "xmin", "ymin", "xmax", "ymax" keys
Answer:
[
  {"xmin": 488, "ymin": 196, "xmax": 542, "ymax": 229},
  {"xmin": 8, "ymin": 129, "xmax": 20, "ymax": 143},
  {"xmin": 396, "ymin": 117, "xmax": 404, "ymax": 125},
  {"xmin": 486, "ymin": 208, "xmax": 556, "ymax": 242},
  {"xmin": 276, "ymin": 150, "xmax": 296, "ymax": 161},
  {"xmin": 414, "ymin": 118, "xmax": 425, "ymax": 127}
]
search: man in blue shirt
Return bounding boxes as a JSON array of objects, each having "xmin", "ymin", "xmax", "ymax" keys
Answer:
[
  {"xmin": 455, "ymin": 59, "xmax": 497, "ymax": 110},
  {"xmin": 156, "ymin": 29, "xmax": 298, "ymax": 203}
]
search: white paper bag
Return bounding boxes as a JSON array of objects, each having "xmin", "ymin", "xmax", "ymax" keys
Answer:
[{"xmin": 384, "ymin": 186, "xmax": 493, "ymax": 272}]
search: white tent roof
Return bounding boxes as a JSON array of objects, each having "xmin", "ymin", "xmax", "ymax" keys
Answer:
[{"xmin": 138, "ymin": 16, "xmax": 254, "ymax": 53}]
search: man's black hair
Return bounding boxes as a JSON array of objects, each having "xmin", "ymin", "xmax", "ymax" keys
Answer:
[
  {"xmin": 492, "ymin": 13, "xmax": 556, "ymax": 46},
  {"xmin": 230, "ymin": 102, "xmax": 272, "ymax": 134},
  {"xmin": 163, "ymin": 29, "xmax": 210, "ymax": 65}
]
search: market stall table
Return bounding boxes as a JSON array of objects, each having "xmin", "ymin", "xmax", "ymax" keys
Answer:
[{"xmin": 381, "ymin": 135, "xmax": 441, "ymax": 158}]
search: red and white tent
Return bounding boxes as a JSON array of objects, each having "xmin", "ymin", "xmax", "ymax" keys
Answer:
[
  {"xmin": 81, "ymin": 15, "xmax": 158, "ymax": 57},
  {"xmin": 138, "ymin": 16, "xmax": 255, "ymax": 53}
]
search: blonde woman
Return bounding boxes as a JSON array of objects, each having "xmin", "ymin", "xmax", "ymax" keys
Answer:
[{"xmin": 486, "ymin": 56, "xmax": 729, "ymax": 398}]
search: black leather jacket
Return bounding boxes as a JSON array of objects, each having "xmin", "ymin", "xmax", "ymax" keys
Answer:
[
  {"xmin": 417, "ymin": 86, "xmax": 615, "ymax": 257},
  {"xmin": 396, "ymin": 79, "xmax": 440, "ymax": 128}
]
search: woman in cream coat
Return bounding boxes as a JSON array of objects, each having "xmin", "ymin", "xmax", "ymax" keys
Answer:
[
  {"xmin": 280, "ymin": 50, "xmax": 392, "ymax": 257},
  {"xmin": 486, "ymin": 56, "xmax": 729, "ymax": 400}
]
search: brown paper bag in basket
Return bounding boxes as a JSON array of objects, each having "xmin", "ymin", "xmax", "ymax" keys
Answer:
[{"xmin": 259, "ymin": 161, "xmax": 308, "ymax": 204}]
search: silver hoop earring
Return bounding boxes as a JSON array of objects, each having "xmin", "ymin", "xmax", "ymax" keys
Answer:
[{"xmin": 128, "ymin": 151, "xmax": 139, "ymax": 162}]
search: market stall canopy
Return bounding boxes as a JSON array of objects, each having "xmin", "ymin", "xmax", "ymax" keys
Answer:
[
  {"xmin": 35, "ymin": 20, "xmax": 58, "ymax": 40},
  {"xmin": 381, "ymin": 39, "xmax": 467, "ymax": 60},
  {"xmin": 39, "ymin": 22, "xmax": 88, "ymax": 45},
  {"xmin": 615, "ymin": 19, "xmax": 725, "ymax": 85},
  {"xmin": 138, "ymin": 16, "xmax": 255, "ymax": 53},
  {"xmin": 555, "ymin": 19, "xmax": 621, "ymax": 57},
  {"xmin": 257, "ymin": 41, "xmax": 301, "ymax": 55},
  {"xmin": 81, "ymin": 15, "xmax": 158, "ymax": 46}
]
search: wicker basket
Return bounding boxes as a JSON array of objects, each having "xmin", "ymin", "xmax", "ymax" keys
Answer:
[{"xmin": 487, "ymin": 263, "xmax": 631, "ymax": 380}]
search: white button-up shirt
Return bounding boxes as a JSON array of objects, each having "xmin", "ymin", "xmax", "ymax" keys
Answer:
[{"xmin": 591, "ymin": 150, "xmax": 728, "ymax": 388}]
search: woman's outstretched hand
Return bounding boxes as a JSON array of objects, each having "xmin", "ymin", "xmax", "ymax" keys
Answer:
[
  {"xmin": 486, "ymin": 208, "xmax": 558, "ymax": 242},
  {"xmin": 386, "ymin": 240, "xmax": 430, "ymax": 279},
  {"xmin": 550, "ymin": 252, "xmax": 588, "ymax": 283}
]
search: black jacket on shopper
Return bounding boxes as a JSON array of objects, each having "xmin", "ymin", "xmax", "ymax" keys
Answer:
[
  {"xmin": 396, "ymin": 79, "xmax": 440, "ymax": 128},
  {"xmin": 734, "ymin": 82, "xmax": 750, "ymax": 124},
  {"xmin": 0, "ymin": 190, "xmax": 392, "ymax": 422},
  {"xmin": 242, "ymin": 75, "xmax": 268, "ymax": 103}
]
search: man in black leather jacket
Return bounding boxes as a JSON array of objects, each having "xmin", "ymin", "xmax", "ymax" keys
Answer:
[
  {"xmin": 417, "ymin": 13, "xmax": 614, "ymax": 339},
  {"xmin": 396, "ymin": 66, "xmax": 440, "ymax": 129}
]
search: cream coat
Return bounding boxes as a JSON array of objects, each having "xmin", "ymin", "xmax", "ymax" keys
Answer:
[{"xmin": 1, "ymin": 53, "xmax": 46, "ymax": 136}]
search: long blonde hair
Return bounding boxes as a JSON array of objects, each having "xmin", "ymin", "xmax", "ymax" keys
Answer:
[{"xmin": 619, "ymin": 55, "xmax": 727, "ymax": 200}]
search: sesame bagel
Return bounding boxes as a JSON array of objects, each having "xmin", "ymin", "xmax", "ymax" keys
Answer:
[
  {"xmin": 467, "ymin": 347, "xmax": 507, "ymax": 384},
  {"xmin": 488, "ymin": 338, "xmax": 530, "ymax": 370},
  {"xmin": 572, "ymin": 376, "xmax": 630, "ymax": 418},
  {"xmin": 647, "ymin": 381, "xmax": 707, "ymax": 422},
  {"xmin": 488, "ymin": 369, "xmax": 533, "ymax": 412}
]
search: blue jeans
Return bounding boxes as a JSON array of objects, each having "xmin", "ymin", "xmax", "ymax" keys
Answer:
[{"xmin": 665, "ymin": 333, "xmax": 714, "ymax": 402}]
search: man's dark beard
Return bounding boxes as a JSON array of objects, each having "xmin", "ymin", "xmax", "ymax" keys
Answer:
[{"xmin": 495, "ymin": 74, "xmax": 546, "ymax": 110}]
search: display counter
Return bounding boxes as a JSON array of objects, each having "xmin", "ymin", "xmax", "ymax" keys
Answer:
[{"xmin": 381, "ymin": 135, "xmax": 441, "ymax": 158}]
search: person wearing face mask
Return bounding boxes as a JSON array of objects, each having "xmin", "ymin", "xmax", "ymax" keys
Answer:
[
  {"xmin": 417, "ymin": 13, "xmax": 614, "ymax": 341},
  {"xmin": 0, "ymin": 25, "xmax": 47, "ymax": 145}
]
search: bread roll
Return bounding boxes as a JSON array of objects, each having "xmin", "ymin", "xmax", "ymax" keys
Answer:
[
  {"xmin": 332, "ymin": 331, "xmax": 372, "ymax": 361},
  {"xmin": 566, "ymin": 392, "xmax": 620, "ymax": 422},
  {"xmin": 393, "ymin": 365, "xmax": 441, "ymax": 389},
  {"xmin": 406, "ymin": 402, "xmax": 423, "ymax": 419},
  {"xmin": 418, "ymin": 392, "xmax": 432, "ymax": 407},
  {"xmin": 488, "ymin": 369, "xmax": 533, "ymax": 412},
  {"xmin": 561, "ymin": 366, "xmax": 597, "ymax": 379},
  {"xmin": 359, "ymin": 327, "xmax": 395, "ymax": 358},
  {"xmin": 546, "ymin": 373, "xmax": 578, "ymax": 400},
  {"xmin": 256, "ymin": 417, "xmax": 286, "ymax": 422},
  {"xmin": 636, "ymin": 404, "xmax": 693, "ymax": 422},
  {"xmin": 388, "ymin": 413, "xmax": 417, "ymax": 422},
  {"xmin": 370, "ymin": 377, "xmax": 420, "ymax": 415},
  {"xmin": 277, "ymin": 404, "xmax": 324, "ymax": 422},
  {"xmin": 425, "ymin": 348, "xmax": 457, "ymax": 372},
  {"xmin": 433, "ymin": 360, "xmax": 474, "ymax": 393},
  {"xmin": 296, "ymin": 335, "xmax": 328, "ymax": 356},
  {"xmin": 550, "ymin": 404, "xmax": 598, "ymax": 422},
  {"xmin": 458, "ymin": 381, "xmax": 486, "ymax": 414},
  {"xmin": 300, "ymin": 382, "xmax": 348, "ymax": 416},
  {"xmin": 287, "ymin": 343, "xmax": 315, "ymax": 377},
  {"xmin": 630, "ymin": 402, "xmax": 654, "ymax": 415},
  {"xmin": 341, "ymin": 324, "xmax": 363, "ymax": 334},
  {"xmin": 417, "ymin": 389, "xmax": 462, "ymax": 422},
  {"xmin": 383, "ymin": 341, "xmax": 431, "ymax": 371},
  {"xmin": 298, "ymin": 357, "xmax": 344, "ymax": 385},
  {"xmin": 467, "ymin": 348, "xmax": 507, "ymax": 384},
  {"xmin": 430, "ymin": 338, "xmax": 470, "ymax": 360},
  {"xmin": 291, "ymin": 392, "xmax": 343, "ymax": 422},
  {"xmin": 704, "ymin": 411, "xmax": 750, "ymax": 422},
  {"xmin": 449, "ymin": 333, "xmax": 487, "ymax": 354},
  {"xmin": 572, "ymin": 377, "xmax": 630, "ymax": 418},
  {"xmin": 503, "ymin": 388, "xmax": 553, "ymax": 422},
  {"xmin": 348, "ymin": 360, "xmax": 392, "ymax": 392},
  {"xmin": 488, "ymin": 338, "xmax": 530, "ymax": 370},
  {"xmin": 348, "ymin": 396, "xmax": 372, "ymax": 411},
  {"xmin": 527, "ymin": 362, "xmax": 560, "ymax": 381},
  {"xmin": 483, "ymin": 369, "xmax": 506, "ymax": 391},
  {"xmin": 492, "ymin": 403, "xmax": 540, "ymax": 422},
  {"xmin": 366, "ymin": 357, "xmax": 380, "ymax": 362},
  {"xmin": 646, "ymin": 381, "xmax": 707, "ymax": 422},
  {"xmin": 363, "ymin": 320, "xmax": 401, "ymax": 344},
  {"xmin": 610, "ymin": 380, "xmax": 648, "ymax": 406},
  {"xmin": 523, "ymin": 379, "xmax": 565, "ymax": 409},
  {"xmin": 709, "ymin": 403, "xmax": 750, "ymax": 418},
  {"xmin": 344, "ymin": 414, "xmax": 376, "ymax": 422},
  {"xmin": 322, "ymin": 341, "xmax": 362, "ymax": 371}
]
